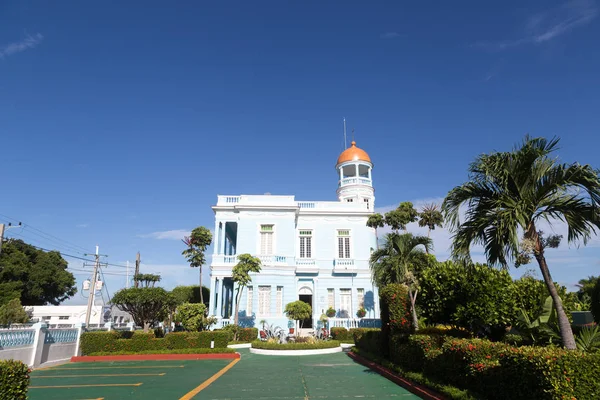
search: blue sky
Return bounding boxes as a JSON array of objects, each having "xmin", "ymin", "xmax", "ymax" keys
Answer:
[{"xmin": 1, "ymin": 0, "xmax": 599, "ymax": 304}]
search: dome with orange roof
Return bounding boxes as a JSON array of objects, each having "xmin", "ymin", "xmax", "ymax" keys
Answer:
[{"xmin": 336, "ymin": 141, "xmax": 371, "ymax": 165}]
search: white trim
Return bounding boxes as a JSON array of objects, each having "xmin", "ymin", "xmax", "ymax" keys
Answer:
[{"xmin": 249, "ymin": 347, "xmax": 343, "ymax": 356}]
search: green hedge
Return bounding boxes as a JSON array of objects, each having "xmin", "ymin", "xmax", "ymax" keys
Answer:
[
  {"xmin": 80, "ymin": 331, "xmax": 230, "ymax": 355},
  {"xmin": 369, "ymin": 332, "xmax": 600, "ymax": 400},
  {"xmin": 221, "ymin": 325, "xmax": 258, "ymax": 342},
  {"xmin": 328, "ymin": 327, "xmax": 380, "ymax": 343},
  {"xmin": 88, "ymin": 348, "xmax": 235, "ymax": 356},
  {"xmin": 251, "ymin": 340, "xmax": 340, "ymax": 350},
  {"xmin": 0, "ymin": 360, "xmax": 29, "ymax": 400},
  {"xmin": 354, "ymin": 330, "xmax": 382, "ymax": 355}
]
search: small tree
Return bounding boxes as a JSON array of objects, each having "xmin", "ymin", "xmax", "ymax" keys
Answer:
[
  {"xmin": 182, "ymin": 227, "xmax": 213, "ymax": 305},
  {"xmin": 232, "ymin": 254, "xmax": 262, "ymax": 326},
  {"xmin": 366, "ymin": 213, "xmax": 385, "ymax": 249},
  {"xmin": 175, "ymin": 303, "xmax": 215, "ymax": 331},
  {"xmin": 285, "ymin": 300, "xmax": 312, "ymax": 330},
  {"xmin": 171, "ymin": 285, "xmax": 210, "ymax": 305},
  {"xmin": 0, "ymin": 298, "xmax": 29, "ymax": 327},
  {"xmin": 384, "ymin": 202, "xmax": 418, "ymax": 232},
  {"xmin": 111, "ymin": 287, "xmax": 176, "ymax": 332},
  {"xmin": 133, "ymin": 273, "xmax": 161, "ymax": 288}
]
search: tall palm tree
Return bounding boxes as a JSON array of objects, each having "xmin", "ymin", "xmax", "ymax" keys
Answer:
[
  {"xmin": 370, "ymin": 232, "xmax": 432, "ymax": 329},
  {"xmin": 443, "ymin": 136, "xmax": 600, "ymax": 350},
  {"xmin": 181, "ymin": 227, "xmax": 213, "ymax": 306},
  {"xmin": 418, "ymin": 203, "xmax": 444, "ymax": 238}
]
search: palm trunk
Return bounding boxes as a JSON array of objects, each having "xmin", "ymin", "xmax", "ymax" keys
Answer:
[
  {"xmin": 234, "ymin": 285, "xmax": 242, "ymax": 326},
  {"xmin": 199, "ymin": 267, "xmax": 204, "ymax": 305},
  {"xmin": 535, "ymin": 253, "xmax": 576, "ymax": 350},
  {"xmin": 408, "ymin": 288, "xmax": 419, "ymax": 330},
  {"xmin": 375, "ymin": 228, "xmax": 379, "ymax": 250}
]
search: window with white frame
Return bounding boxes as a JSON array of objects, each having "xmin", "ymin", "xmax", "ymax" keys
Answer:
[
  {"xmin": 299, "ymin": 230, "xmax": 312, "ymax": 258},
  {"xmin": 337, "ymin": 230, "xmax": 351, "ymax": 259},
  {"xmin": 357, "ymin": 288, "xmax": 365, "ymax": 308},
  {"xmin": 327, "ymin": 288, "xmax": 335, "ymax": 309},
  {"xmin": 260, "ymin": 225, "xmax": 274, "ymax": 255},
  {"xmin": 276, "ymin": 286, "xmax": 283, "ymax": 315},
  {"xmin": 258, "ymin": 286, "xmax": 271, "ymax": 316},
  {"xmin": 364, "ymin": 198, "xmax": 370, "ymax": 209},
  {"xmin": 247, "ymin": 286, "xmax": 253, "ymax": 315},
  {"xmin": 58, "ymin": 316, "xmax": 69, "ymax": 320}
]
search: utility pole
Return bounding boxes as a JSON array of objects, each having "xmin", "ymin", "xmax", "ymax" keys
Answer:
[
  {"xmin": 134, "ymin": 252, "xmax": 140, "ymax": 288},
  {"xmin": 126, "ymin": 260, "xmax": 130, "ymax": 289},
  {"xmin": 0, "ymin": 222, "xmax": 22, "ymax": 255},
  {"xmin": 84, "ymin": 246, "xmax": 102, "ymax": 326}
]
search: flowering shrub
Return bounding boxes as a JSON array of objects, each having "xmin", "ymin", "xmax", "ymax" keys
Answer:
[
  {"xmin": 380, "ymin": 284, "xmax": 412, "ymax": 334},
  {"xmin": 389, "ymin": 334, "xmax": 444, "ymax": 373},
  {"xmin": 354, "ymin": 330, "xmax": 382, "ymax": 355}
]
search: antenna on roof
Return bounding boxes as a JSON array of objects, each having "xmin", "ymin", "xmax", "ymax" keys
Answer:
[
  {"xmin": 343, "ymin": 118, "xmax": 347, "ymax": 149},
  {"xmin": 352, "ymin": 128, "xmax": 355, "ymax": 142}
]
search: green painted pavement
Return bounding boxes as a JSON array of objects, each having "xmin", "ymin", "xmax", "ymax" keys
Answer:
[
  {"xmin": 199, "ymin": 349, "xmax": 421, "ymax": 399},
  {"xmin": 28, "ymin": 351, "xmax": 422, "ymax": 399},
  {"xmin": 28, "ymin": 359, "xmax": 231, "ymax": 399}
]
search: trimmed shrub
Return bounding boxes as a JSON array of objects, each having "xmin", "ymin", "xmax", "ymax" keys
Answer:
[
  {"xmin": 493, "ymin": 346, "xmax": 600, "ymax": 400},
  {"xmin": 330, "ymin": 327, "xmax": 353, "ymax": 341},
  {"xmin": 415, "ymin": 326, "xmax": 471, "ymax": 338},
  {"xmin": 592, "ymin": 278, "xmax": 600, "ymax": 324},
  {"xmin": 380, "ymin": 284, "xmax": 412, "ymax": 334},
  {"xmin": 0, "ymin": 360, "xmax": 29, "ymax": 400},
  {"xmin": 221, "ymin": 325, "xmax": 258, "ymax": 342},
  {"xmin": 350, "ymin": 328, "xmax": 380, "ymax": 344},
  {"xmin": 389, "ymin": 334, "xmax": 444, "ymax": 373},
  {"xmin": 80, "ymin": 331, "xmax": 230, "ymax": 355},
  {"xmin": 354, "ymin": 330, "xmax": 382, "ymax": 355},
  {"xmin": 88, "ymin": 348, "xmax": 235, "ymax": 356},
  {"xmin": 251, "ymin": 340, "xmax": 340, "ymax": 350}
]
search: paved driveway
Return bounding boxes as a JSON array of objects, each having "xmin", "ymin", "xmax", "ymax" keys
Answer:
[{"xmin": 199, "ymin": 349, "xmax": 421, "ymax": 399}]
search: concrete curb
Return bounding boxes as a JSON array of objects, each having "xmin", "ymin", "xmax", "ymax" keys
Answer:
[
  {"xmin": 227, "ymin": 343, "xmax": 252, "ymax": 349},
  {"xmin": 71, "ymin": 353, "xmax": 240, "ymax": 362},
  {"xmin": 249, "ymin": 346, "xmax": 343, "ymax": 356}
]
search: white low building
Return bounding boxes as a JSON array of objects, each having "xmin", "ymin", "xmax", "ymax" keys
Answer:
[{"xmin": 28, "ymin": 305, "xmax": 131, "ymax": 327}]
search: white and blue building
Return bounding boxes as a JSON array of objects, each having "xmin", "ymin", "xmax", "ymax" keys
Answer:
[{"xmin": 208, "ymin": 141, "xmax": 380, "ymax": 332}]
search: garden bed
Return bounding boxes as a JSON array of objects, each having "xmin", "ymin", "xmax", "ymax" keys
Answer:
[{"xmin": 72, "ymin": 348, "xmax": 239, "ymax": 362}]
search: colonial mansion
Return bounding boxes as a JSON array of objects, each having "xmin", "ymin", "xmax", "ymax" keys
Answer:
[{"xmin": 208, "ymin": 141, "xmax": 380, "ymax": 331}]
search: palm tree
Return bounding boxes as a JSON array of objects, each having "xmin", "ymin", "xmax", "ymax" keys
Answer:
[
  {"xmin": 366, "ymin": 213, "xmax": 385, "ymax": 249},
  {"xmin": 181, "ymin": 227, "xmax": 213, "ymax": 306},
  {"xmin": 443, "ymin": 136, "xmax": 600, "ymax": 350},
  {"xmin": 370, "ymin": 232, "xmax": 432, "ymax": 329},
  {"xmin": 418, "ymin": 203, "xmax": 444, "ymax": 238}
]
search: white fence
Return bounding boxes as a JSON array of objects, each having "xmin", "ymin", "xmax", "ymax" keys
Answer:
[{"xmin": 0, "ymin": 322, "xmax": 84, "ymax": 368}]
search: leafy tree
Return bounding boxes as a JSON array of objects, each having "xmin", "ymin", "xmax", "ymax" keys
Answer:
[
  {"xmin": 418, "ymin": 203, "xmax": 444, "ymax": 239},
  {"xmin": 171, "ymin": 285, "xmax": 210, "ymax": 305},
  {"xmin": 418, "ymin": 261, "xmax": 516, "ymax": 336},
  {"xmin": 175, "ymin": 303, "xmax": 215, "ymax": 331},
  {"xmin": 0, "ymin": 298, "xmax": 29, "ymax": 326},
  {"xmin": 0, "ymin": 239, "xmax": 76, "ymax": 306},
  {"xmin": 576, "ymin": 276, "xmax": 599, "ymax": 310},
  {"xmin": 133, "ymin": 273, "xmax": 161, "ymax": 288},
  {"xmin": 232, "ymin": 254, "xmax": 262, "ymax": 326},
  {"xmin": 285, "ymin": 300, "xmax": 312, "ymax": 329},
  {"xmin": 513, "ymin": 276, "xmax": 577, "ymax": 322},
  {"xmin": 111, "ymin": 287, "xmax": 176, "ymax": 332},
  {"xmin": 366, "ymin": 213, "xmax": 385, "ymax": 249},
  {"xmin": 369, "ymin": 232, "xmax": 432, "ymax": 329},
  {"xmin": 181, "ymin": 227, "xmax": 213, "ymax": 305},
  {"xmin": 384, "ymin": 202, "xmax": 418, "ymax": 232},
  {"xmin": 443, "ymin": 136, "xmax": 600, "ymax": 350}
]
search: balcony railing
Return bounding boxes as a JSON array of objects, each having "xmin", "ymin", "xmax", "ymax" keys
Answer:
[
  {"xmin": 296, "ymin": 258, "xmax": 316, "ymax": 266},
  {"xmin": 339, "ymin": 177, "xmax": 371, "ymax": 187},
  {"xmin": 327, "ymin": 318, "xmax": 381, "ymax": 329}
]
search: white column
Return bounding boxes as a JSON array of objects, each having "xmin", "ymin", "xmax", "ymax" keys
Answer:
[
  {"xmin": 339, "ymin": 167, "xmax": 343, "ymax": 182},
  {"xmin": 209, "ymin": 276, "xmax": 217, "ymax": 316},
  {"xmin": 216, "ymin": 278, "xmax": 224, "ymax": 318},
  {"xmin": 355, "ymin": 163, "xmax": 359, "ymax": 179},
  {"xmin": 220, "ymin": 223, "xmax": 227, "ymax": 255},
  {"xmin": 74, "ymin": 322, "xmax": 84, "ymax": 357},
  {"xmin": 30, "ymin": 322, "xmax": 47, "ymax": 367},
  {"xmin": 213, "ymin": 220, "xmax": 220, "ymax": 255},
  {"xmin": 368, "ymin": 166, "xmax": 372, "ymax": 181}
]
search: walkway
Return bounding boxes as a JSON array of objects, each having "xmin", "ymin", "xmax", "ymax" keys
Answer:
[{"xmin": 199, "ymin": 349, "xmax": 421, "ymax": 399}]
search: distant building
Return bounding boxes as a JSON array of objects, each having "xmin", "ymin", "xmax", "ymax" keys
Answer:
[
  {"xmin": 208, "ymin": 141, "xmax": 380, "ymax": 332},
  {"xmin": 28, "ymin": 305, "xmax": 131, "ymax": 327}
]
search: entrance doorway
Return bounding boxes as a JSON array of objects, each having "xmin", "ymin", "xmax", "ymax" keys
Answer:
[{"xmin": 298, "ymin": 294, "xmax": 313, "ymax": 329}]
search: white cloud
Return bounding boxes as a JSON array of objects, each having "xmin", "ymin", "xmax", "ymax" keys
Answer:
[
  {"xmin": 76, "ymin": 224, "xmax": 89, "ymax": 228},
  {"xmin": 473, "ymin": 0, "xmax": 597, "ymax": 51},
  {"xmin": 0, "ymin": 33, "xmax": 44, "ymax": 59},
  {"xmin": 138, "ymin": 229, "xmax": 190, "ymax": 241}
]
